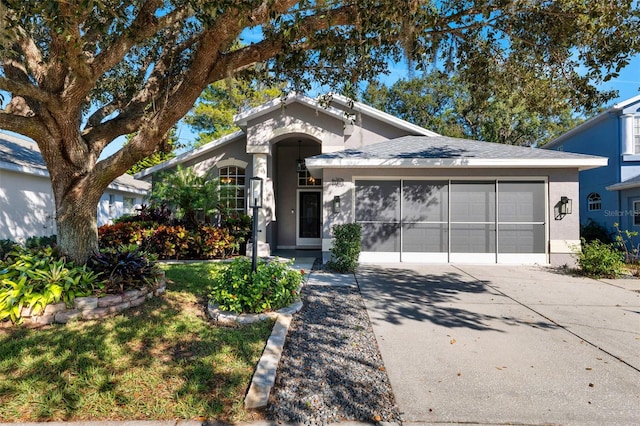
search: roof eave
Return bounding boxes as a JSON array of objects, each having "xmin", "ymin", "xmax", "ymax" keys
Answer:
[
  {"xmin": 134, "ymin": 130, "xmax": 245, "ymax": 179},
  {"xmin": 306, "ymin": 157, "xmax": 608, "ymax": 172}
]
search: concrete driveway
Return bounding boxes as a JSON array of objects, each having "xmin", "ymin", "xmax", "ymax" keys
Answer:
[{"xmin": 356, "ymin": 264, "xmax": 640, "ymax": 426}]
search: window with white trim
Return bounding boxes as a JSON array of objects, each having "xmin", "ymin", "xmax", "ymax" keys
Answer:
[
  {"xmin": 219, "ymin": 166, "xmax": 245, "ymax": 212},
  {"xmin": 298, "ymin": 168, "xmax": 322, "ymax": 186},
  {"xmin": 587, "ymin": 193, "xmax": 601, "ymax": 211}
]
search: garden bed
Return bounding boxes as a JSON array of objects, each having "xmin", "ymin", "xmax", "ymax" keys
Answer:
[{"xmin": 18, "ymin": 274, "xmax": 166, "ymax": 325}]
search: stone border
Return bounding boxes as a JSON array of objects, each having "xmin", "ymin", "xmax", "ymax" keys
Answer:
[
  {"xmin": 207, "ymin": 299, "xmax": 303, "ymax": 325},
  {"xmin": 19, "ymin": 275, "xmax": 166, "ymax": 325}
]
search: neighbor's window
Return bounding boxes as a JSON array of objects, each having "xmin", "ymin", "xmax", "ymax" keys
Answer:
[
  {"xmin": 587, "ymin": 193, "xmax": 601, "ymax": 211},
  {"xmin": 219, "ymin": 166, "xmax": 245, "ymax": 212},
  {"xmin": 635, "ymin": 201, "xmax": 640, "ymax": 226},
  {"xmin": 634, "ymin": 116, "xmax": 640, "ymax": 154},
  {"xmin": 124, "ymin": 197, "xmax": 135, "ymax": 214}
]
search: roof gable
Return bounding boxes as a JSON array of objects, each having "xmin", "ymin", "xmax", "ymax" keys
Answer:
[
  {"xmin": 544, "ymin": 94, "xmax": 640, "ymax": 149},
  {"xmin": 234, "ymin": 92, "xmax": 438, "ymax": 137}
]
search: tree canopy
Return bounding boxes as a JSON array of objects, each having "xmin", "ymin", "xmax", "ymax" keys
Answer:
[
  {"xmin": 363, "ymin": 71, "xmax": 584, "ymax": 146},
  {"xmin": 0, "ymin": 0, "xmax": 637, "ymax": 263}
]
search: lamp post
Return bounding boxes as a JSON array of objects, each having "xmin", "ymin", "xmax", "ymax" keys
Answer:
[{"xmin": 249, "ymin": 176, "xmax": 263, "ymax": 273}]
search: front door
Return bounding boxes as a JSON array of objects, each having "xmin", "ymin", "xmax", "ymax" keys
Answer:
[{"xmin": 297, "ymin": 190, "xmax": 322, "ymax": 247}]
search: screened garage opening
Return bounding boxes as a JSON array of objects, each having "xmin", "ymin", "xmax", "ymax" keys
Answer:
[{"xmin": 355, "ymin": 179, "xmax": 547, "ymax": 264}]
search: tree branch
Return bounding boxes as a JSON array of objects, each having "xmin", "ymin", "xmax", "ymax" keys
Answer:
[{"xmin": 0, "ymin": 111, "xmax": 48, "ymax": 140}]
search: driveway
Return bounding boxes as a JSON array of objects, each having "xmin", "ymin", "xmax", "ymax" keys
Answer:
[{"xmin": 356, "ymin": 264, "xmax": 640, "ymax": 426}]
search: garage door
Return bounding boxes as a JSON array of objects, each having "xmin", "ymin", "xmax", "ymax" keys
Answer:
[{"xmin": 355, "ymin": 179, "xmax": 547, "ymax": 264}]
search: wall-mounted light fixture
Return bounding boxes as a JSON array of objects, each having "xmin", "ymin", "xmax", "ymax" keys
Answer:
[
  {"xmin": 332, "ymin": 196, "xmax": 341, "ymax": 214},
  {"xmin": 559, "ymin": 196, "xmax": 572, "ymax": 215}
]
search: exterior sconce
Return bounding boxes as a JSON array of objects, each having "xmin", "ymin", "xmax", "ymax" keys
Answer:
[
  {"xmin": 559, "ymin": 196, "xmax": 572, "ymax": 215},
  {"xmin": 332, "ymin": 196, "xmax": 341, "ymax": 214},
  {"xmin": 249, "ymin": 177, "xmax": 263, "ymax": 208}
]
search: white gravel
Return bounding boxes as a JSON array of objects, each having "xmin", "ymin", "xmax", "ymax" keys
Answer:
[{"xmin": 266, "ymin": 283, "xmax": 401, "ymax": 424}]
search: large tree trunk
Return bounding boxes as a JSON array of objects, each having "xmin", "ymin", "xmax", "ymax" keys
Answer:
[{"xmin": 56, "ymin": 194, "xmax": 101, "ymax": 265}]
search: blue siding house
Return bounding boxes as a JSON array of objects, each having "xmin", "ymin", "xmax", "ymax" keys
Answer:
[{"xmin": 544, "ymin": 95, "xmax": 640, "ymax": 234}]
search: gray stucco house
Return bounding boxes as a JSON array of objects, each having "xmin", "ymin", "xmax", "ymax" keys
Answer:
[{"xmin": 136, "ymin": 93, "xmax": 606, "ymax": 266}]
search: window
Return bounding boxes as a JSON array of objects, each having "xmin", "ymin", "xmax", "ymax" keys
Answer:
[
  {"xmin": 124, "ymin": 197, "xmax": 135, "ymax": 214},
  {"xmin": 219, "ymin": 166, "xmax": 245, "ymax": 212},
  {"xmin": 298, "ymin": 168, "xmax": 322, "ymax": 186},
  {"xmin": 587, "ymin": 193, "xmax": 601, "ymax": 211},
  {"xmin": 634, "ymin": 201, "xmax": 640, "ymax": 226},
  {"xmin": 634, "ymin": 117, "xmax": 640, "ymax": 154}
]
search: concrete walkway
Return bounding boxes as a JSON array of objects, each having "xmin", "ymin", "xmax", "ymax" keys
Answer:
[{"xmin": 357, "ymin": 264, "xmax": 640, "ymax": 426}]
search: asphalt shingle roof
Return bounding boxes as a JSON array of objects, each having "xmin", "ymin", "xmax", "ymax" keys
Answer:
[
  {"xmin": 312, "ymin": 135, "xmax": 605, "ymax": 161},
  {"xmin": 0, "ymin": 133, "xmax": 149, "ymax": 192}
]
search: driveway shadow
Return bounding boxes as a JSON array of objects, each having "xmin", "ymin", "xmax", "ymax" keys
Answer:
[{"xmin": 356, "ymin": 265, "xmax": 556, "ymax": 332}]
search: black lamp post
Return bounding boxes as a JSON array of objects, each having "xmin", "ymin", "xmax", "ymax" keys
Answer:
[{"xmin": 249, "ymin": 176, "xmax": 263, "ymax": 273}]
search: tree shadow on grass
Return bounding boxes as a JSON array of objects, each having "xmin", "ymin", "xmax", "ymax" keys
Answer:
[{"xmin": 0, "ymin": 287, "xmax": 271, "ymax": 422}]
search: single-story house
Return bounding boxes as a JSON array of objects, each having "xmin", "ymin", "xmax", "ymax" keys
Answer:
[
  {"xmin": 543, "ymin": 94, "xmax": 640, "ymax": 234},
  {"xmin": 0, "ymin": 132, "xmax": 150, "ymax": 242},
  {"xmin": 136, "ymin": 93, "xmax": 607, "ymax": 266}
]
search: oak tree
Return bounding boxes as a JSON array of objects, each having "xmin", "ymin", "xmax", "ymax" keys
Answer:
[{"xmin": 0, "ymin": 0, "xmax": 637, "ymax": 263}]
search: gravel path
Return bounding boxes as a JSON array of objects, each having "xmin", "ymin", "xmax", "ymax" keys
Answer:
[{"xmin": 266, "ymin": 278, "xmax": 401, "ymax": 424}]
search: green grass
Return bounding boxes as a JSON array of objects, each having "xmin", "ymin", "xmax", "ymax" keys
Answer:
[{"xmin": 0, "ymin": 261, "xmax": 272, "ymax": 423}]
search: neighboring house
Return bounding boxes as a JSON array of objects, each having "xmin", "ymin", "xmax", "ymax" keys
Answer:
[
  {"xmin": 543, "ymin": 94, "xmax": 640, "ymax": 235},
  {"xmin": 136, "ymin": 93, "xmax": 606, "ymax": 266},
  {"xmin": 0, "ymin": 132, "xmax": 150, "ymax": 242}
]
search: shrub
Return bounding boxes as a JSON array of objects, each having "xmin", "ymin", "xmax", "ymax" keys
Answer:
[
  {"xmin": 221, "ymin": 211, "xmax": 252, "ymax": 249},
  {"xmin": 575, "ymin": 239, "xmax": 624, "ymax": 278},
  {"xmin": 0, "ymin": 246, "xmax": 102, "ymax": 323},
  {"xmin": 145, "ymin": 225, "xmax": 192, "ymax": 259},
  {"xmin": 580, "ymin": 219, "xmax": 613, "ymax": 244},
  {"xmin": 25, "ymin": 235, "xmax": 57, "ymax": 249},
  {"xmin": 0, "ymin": 239, "xmax": 17, "ymax": 260},
  {"xmin": 193, "ymin": 226, "xmax": 236, "ymax": 259},
  {"xmin": 88, "ymin": 245, "xmax": 161, "ymax": 294},
  {"xmin": 210, "ymin": 257, "xmax": 302, "ymax": 314},
  {"xmin": 114, "ymin": 203, "xmax": 173, "ymax": 225},
  {"xmin": 99, "ymin": 222, "xmax": 152, "ymax": 249},
  {"xmin": 327, "ymin": 223, "xmax": 362, "ymax": 273}
]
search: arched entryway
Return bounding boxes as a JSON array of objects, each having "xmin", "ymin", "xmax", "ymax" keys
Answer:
[{"xmin": 271, "ymin": 137, "xmax": 323, "ymax": 250}]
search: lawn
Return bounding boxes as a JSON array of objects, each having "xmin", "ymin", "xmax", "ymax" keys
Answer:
[{"xmin": 0, "ymin": 261, "xmax": 273, "ymax": 423}]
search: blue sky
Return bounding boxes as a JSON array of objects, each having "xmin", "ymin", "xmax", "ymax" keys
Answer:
[{"xmin": 99, "ymin": 54, "xmax": 639, "ymax": 159}]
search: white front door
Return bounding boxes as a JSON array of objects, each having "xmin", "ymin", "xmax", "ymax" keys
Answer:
[{"xmin": 296, "ymin": 190, "xmax": 322, "ymax": 247}]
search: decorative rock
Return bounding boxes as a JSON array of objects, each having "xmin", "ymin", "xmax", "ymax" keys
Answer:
[
  {"xmin": 54, "ymin": 309, "xmax": 82, "ymax": 323},
  {"xmin": 123, "ymin": 289, "xmax": 146, "ymax": 301},
  {"xmin": 97, "ymin": 294, "xmax": 123, "ymax": 308},
  {"xmin": 30, "ymin": 314, "xmax": 55, "ymax": 325},
  {"xmin": 129, "ymin": 296, "xmax": 147, "ymax": 307},
  {"xmin": 155, "ymin": 286, "xmax": 166, "ymax": 296},
  {"xmin": 208, "ymin": 298, "xmax": 303, "ymax": 325},
  {"xmin": 107, "ymin": 301, "xmax": 130, "ymax": 313},
  {"xmin": 74, "ymin": 296, "xmax": 98, "ymax": 311},
  {"xmin": 43, "ymin": 302, "xmax": 67, "ymax": 315},
  {"xmin": 82, "ymin": 307, "xmax": 111, "ymax": 320}
]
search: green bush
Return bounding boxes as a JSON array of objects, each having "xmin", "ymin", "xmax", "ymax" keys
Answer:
[
  {"xmin": 193, "ymin": 226, "xmax": 236, "ymax": 259},
  {"xmin": 580, "ymin": 219, "xmax": 613, "ymax": 244},
  {"xmin": 575, "ymin": 239, "xmax": 624, "ymax": 278},
  {"xmin": 327, "ymin": 223, "xmax": 362, "ymax": 273},
  {"xmin": 25, "ymin": 234, "xmax": 57, "ymax": 249},
  {"xmin": 210, "ymin": 257, "xmax": 302, "ymax": 314},
  {"xmin": 0, "ymin": 246, "xmax": 103, "ymax": 323},
  {"xmin": 87, "ymin": 245, "xmax": 162, "ymax": 294},
  {"xmin": 0, "ymin": 239, "xmax": 17, "ymax": 260}
]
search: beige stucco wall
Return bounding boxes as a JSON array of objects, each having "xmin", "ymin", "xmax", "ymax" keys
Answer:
[{"xmin": 321, "ymin": 167, "xmax": 582, "ymax": 266}]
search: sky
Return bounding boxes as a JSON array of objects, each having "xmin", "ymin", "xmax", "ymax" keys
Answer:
[{"xmin": 96, "ymin": 53, "xmax": 640, "ymax": 159}]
